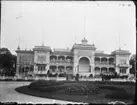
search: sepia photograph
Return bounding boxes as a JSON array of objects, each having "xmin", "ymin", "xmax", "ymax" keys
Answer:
[{"xmin": 0, "ymin": 0, "xmax": 136, "ymax": 104}]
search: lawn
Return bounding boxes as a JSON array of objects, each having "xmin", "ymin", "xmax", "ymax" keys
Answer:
[{"xmin": 15, "ymin": 80, "xmax": 135, "ymax": 104}]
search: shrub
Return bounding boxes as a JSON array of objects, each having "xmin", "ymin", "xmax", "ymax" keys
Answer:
[
  {"xmin": 66, "ymin": 74, "xmax": 75, "ymax": 80},
  {"xmin": 106, "ymin": 91, "xmax": 134, "ymax": 100},
  {"xmin": 48, "ymin": 73, "xmax": 57, "ymax": 77},
  {"xmin": 80, "ymin": 75, "xmax": 83, "ymax": 78},
  {"xmin": 29, "ymin": 80, "xmax": 64, "ymax": 89},
  {"xmin": 101, "ymin": 73, "xmax": 116, "ymax": 81},
  {"xmin": 88, "ymin": 74, "xmax": 93, "ymax": 78},
  {"xmin": 58, "ymin": 73, "xmax": 66, "ymax": 77},
  {"xmin": 35, "ymin": 74, "xmax": 47, "ymax": 77},
  {"xmin": 4, "ymin": 78, "xmax": 13, "ymax": 81},
  {"xmin": 75, "ymin": 74, "xmax": 79, "ymax": 81},
  {"xmin": 65, "ymin": 83, "xmax": 100, "ymax": 95},
  {"xmin": 118, "ymin": 75, "xmax": 128, "ymax": 79}
]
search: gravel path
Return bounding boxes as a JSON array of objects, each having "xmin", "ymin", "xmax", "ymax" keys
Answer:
[{"xmin": 0, "ymin": 81, "xmax": 82, "ymax": 104}]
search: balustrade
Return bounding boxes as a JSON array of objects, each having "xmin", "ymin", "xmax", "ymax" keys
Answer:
[
  {"xmin": 50, "ymin": 59, "xmax": 73, "ymax": 65},
  {"xmin": 118, "ymin": 64, "xmax": 129, "ymax": 67},
  {"xmin": 95, "ymin": 61, "xmax": 114, "ymax": 65}
]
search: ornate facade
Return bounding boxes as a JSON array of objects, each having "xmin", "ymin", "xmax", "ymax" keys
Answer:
[{"xmin": 16, "ymin": 38, "xmax": 132, "ymax": 77}]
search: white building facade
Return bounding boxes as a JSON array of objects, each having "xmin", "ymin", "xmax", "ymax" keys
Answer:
[{"xmin": 16, "ymin": 38, "xmax": 132, "ymax": 77}]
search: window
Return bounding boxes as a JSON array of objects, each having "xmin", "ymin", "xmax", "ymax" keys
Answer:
[
  {"xmin": 38, "ymin": 65, "xmax": 46, "ymax": 71},
  {"xmin": 120, "ymin": 68, "xmax": 126, "ymax": 74},
  {"xmin": 120, "ymin": 59, "xmax": 127, "ymax": 65}
]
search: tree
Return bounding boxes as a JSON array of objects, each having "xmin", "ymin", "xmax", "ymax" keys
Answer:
[
  {"xmin": 75, "ymin": 73, "xmax": 79, "ymax": 81},
  {"xmin": 129, "ymin": 54, "xmax": 136, "ymax": 75},
  {"xmin": 0, "ymin": 48, "xmax": 16, "ymax": 76}
]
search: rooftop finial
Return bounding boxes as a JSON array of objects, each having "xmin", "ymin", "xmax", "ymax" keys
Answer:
[
  {"xmin": 81, "ymin": 37, "xmax": 88, "ymax": 44},
  {"xmin": 17, "ymin": 36, "xmax": 20, "ymax": 50},
  {"xmin": 118, "ymin": 32, "xmax": 121, "ymax": 50},
  {"xmin": 74, "ymin": 36, "xmax": 76, "ymax": 44},
  {"xmin": 17, "ymin": 46, "xmax": 20, "ymax": 50},
  {"xmin": 83, "ymin": 4, "xmax": 87, "ymax": 40},
  {"xmin": 41, "ymin": 28, "xmax": 44, "ymax": 46}
]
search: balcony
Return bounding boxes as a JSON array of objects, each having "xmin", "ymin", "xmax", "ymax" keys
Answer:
[
  {"xmin": 65, "ymin": 61, "xmax": 73, "ymax": 66},
  {"xmin": 50, "ymin": 60, "xmax": 73, "ymax": 66},
  {"xmin": 50, "ymin": 60, "xmax": 58, "ymax": 65},
  {"xmin": 34, "ymin": 71, "xmax": 47, "ymax": 74},
  {"xmin": 95, "ymin": 62, "xmax": 115, "ymax": 67},
  {"xmin": 117, "ymin": 64, "xmax": 131, "ymax": 68}
]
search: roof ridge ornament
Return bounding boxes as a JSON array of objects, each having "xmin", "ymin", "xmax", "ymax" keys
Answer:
[{"xmin": 81, "ymin": 37, "xmax": 88, "ymax": 44}]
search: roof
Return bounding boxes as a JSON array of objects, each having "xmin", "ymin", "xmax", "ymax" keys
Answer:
[
  {"xmin": 33, "ymin": 46, "xmax": 51, "ymax": 52},
  {"xmin": 71, "ymin": 38, "xmax": 97, "ymax": 51},
  {"xmin": 95, "ymin": 53, "xmax": 111, "ymax": 56},
  {"xmin": 72, "ymin": 43, "xmax": 96, "ymax": 51},
  {"xmin": 51, "ymin": 51, "xmax": 73, "ymax": 56},
  {"xmin": 95, "ymin": 53, "xmax": 114, "ymax": 57},
  {"xmin": 54, "ymin": 48, "xmax": 70, "ymax": 52},
  {"xmin": 111, "ymin": 49, "xmax": 131, "ymax": 55},
  {"xmin": 16, "ymin": 50, "xmax": 34, "ymax": 53}
]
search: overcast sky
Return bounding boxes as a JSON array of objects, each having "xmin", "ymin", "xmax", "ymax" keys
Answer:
[{"xmin": 1, "ymin": 1, "xmax": 136, "ymax": 55}]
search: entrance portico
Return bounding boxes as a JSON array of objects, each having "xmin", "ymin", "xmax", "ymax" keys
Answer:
[
  {"xmin": 72, "ymin": 38, "xmax": 96, "ymax": 76},
  {"xmin": 77, "ymin": 56, "xmax": 90, "ymax": 72}
]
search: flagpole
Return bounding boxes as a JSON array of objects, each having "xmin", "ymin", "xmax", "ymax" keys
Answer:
[
  {"xmin": 118, "ymin": 32, "xmax": 121, "ymax": 50},
  {"xmin": 83, "ymin": 3, "xmax": 86, "ymax": 39},
  {"xmin": 0, "ymin": 2, "xmax": 1, "ymax": 49}
]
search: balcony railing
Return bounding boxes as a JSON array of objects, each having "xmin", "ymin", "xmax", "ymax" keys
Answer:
[
  {"xmin": 35, "ymin": 71, "xmax": 47, "ymax": 74},
  {"xmin": 95, "ymin": 62, "xmax": 114, "ymax": 65},
  {"xmin": 50, "ymin": 60, "xmax": 73, "ymax": 65},
  {"xmin": 117, "ymin": 64, "xmax": 130, "ymax": 67}
]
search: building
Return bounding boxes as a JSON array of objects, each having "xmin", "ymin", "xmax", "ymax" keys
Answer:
[{"xmin": 15, "ymin": 38, "xmax": 132, "ymax": 77}]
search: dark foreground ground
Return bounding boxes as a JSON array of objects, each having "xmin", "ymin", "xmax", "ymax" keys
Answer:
[{"xmin": 15, "ymin": 80, "xmax": 135, "ymax": 104}]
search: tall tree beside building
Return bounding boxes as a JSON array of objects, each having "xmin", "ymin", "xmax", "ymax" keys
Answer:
[
  {"xmin": 0, "ymin": 48, "xmax": 17, "ymax": 76},
  {"xmin": 129, "ymin": 54, "xmax": 136, "ymax": 75}
]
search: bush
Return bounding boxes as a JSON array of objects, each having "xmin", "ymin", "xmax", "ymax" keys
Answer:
[
  {"xmin": 88, "ymin": 74, "xmax": 93, "ymax": 78},
  {"xmin": 106, "ymin": 90, "xmax": 134, "ymax": 100},
  {"xmin": 80, "ymin": 75, "xmax": 83, "ymax": 78},
  {"xmin": 29, "ymin": 80, "xmax": 64, "ymax": 89},
  {"xmin": 58, "ymin": 73, "xmax": 66, "ymax": 77},
  {"xmin": 75, "ymin": 74, "xmax": 79, "ymax": 81},
  {"xmin": 66, "ymin": 74, "xmax": 75, "ymax": 80},
  {"xmin": 65, "ymin": 83, "xmax": 100, "ymax": 95},
  {"xmin": 101, "ymin": 73, "xmax": 116, "ymax": 81},
  {"xmin": 48, "ymin": 73, "xmax": 57, "ymax": 77},
  {"xmin": 119, "ymin": 75, "xmax": 128, "ymax": 79},
  {"xmin": 35, "ymin": 74, "xmax": 47, "ymax": 77}
]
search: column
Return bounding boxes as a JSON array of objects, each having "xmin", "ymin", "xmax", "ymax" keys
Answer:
[
  {"xmin": 34, "ymin": 64, "xmax": 37, "ymax": 74},
  {"xmin": 64, "ymin": 55, "xmax": 66, "ymax": 61},
  {"xmin": 107, "ymin": 58, "xmax": 109, "ymax": 64},
  {"xmin": 16, "ymin": 53, "xmax": 20, "ymax": 77},
  {"xmin": 126, "ymin": 68, "xmax": 130, "ymax": 75},
  {"xmin": 107, "ymin": 67, "xmax": 109, "ymax": 72},
  {"xmin": 73, "ymin": 63, "xmax": 78, "ymax": 75},
  {"xmin": 56, "ymin": 65, "xmax": 58, "ymax": 73},
  {"xmin": 46, "ymin": 52, "xmax": 50, "ymax": 64},
  {"xmin": 57, "ymin": 55, "xmax": 59, "ymax": 61},
  {"xmin": 16, "ymin": 64, "xmax": 20, "ymax": 77},
  {"xmin": 115, "ymin": 55, "xmax": 120, "ymax": 73},
  {"xmin": 90, "ymin": 64, "xmax": 95, "ymax": 76},
  {"xmin": 46, "ymin": 64, "xmax": 49, "ymax": 73},
  {"xmin": 100, "ymin": 57, "xmax": 102, "ymax": 64},
  {"xmin": 65, "ymin": 66, "xmax": 66, "ymax": 73},
  {"xmin": 116, "ymin": 67, "xmax": 120, "ymax": 74},
  {"xmin": 24, "ymin": 65, "xmax": 26, "ymax": 75}
]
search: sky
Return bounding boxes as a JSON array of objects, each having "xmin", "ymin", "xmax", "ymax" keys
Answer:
[{"xmin": 1, "ymin": 1, "xmax": 136, "ymax": 55}]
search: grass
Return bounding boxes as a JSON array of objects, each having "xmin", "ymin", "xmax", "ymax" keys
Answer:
[{"xmin": 15, "ymin": 80, "xmax": 135, "ymax": 104}]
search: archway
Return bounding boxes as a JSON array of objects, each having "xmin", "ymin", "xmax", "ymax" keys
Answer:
[{"xmin": 78, "ymin": 57, "xmax": 90, "ymax": 73}]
